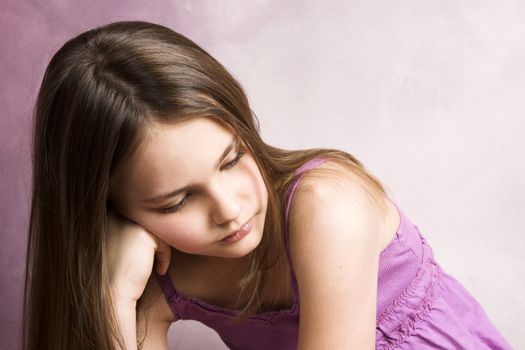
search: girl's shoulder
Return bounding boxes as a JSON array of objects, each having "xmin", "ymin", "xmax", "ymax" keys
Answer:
[
  {"xmin": 289, "ymin": 157, "xmax": 400, "ymax": 254},
  {"xmin": 139, "ymin": 273, "xmax": 178, "ymax": 324},
  {"xmin": 290, "ymin": 158, "xmax": 385, "ymax": 212},
  {"xmin": 287, "ymin": 157, "xmax": 388, "ymax": 247}
]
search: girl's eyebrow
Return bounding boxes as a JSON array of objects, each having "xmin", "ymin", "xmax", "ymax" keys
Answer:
[{"xmin": 141, "ymin": 135, "xmax": 240, "ymax": 203}]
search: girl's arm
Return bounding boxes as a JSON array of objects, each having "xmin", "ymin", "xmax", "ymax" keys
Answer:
[
  {"xmin": 107, "ymin": 210, "xmax": 174, "ymax": 349},
  {"xmin": 112, "ymin": 297, "xmax": 138, "ymax": 349},
  {"xmin": 112, "ymin": 276, "xmax": 175, "ymax": 350},
  {"xmin": 288, "ymin": 161, "xmax": 383, "ymax": 350}
]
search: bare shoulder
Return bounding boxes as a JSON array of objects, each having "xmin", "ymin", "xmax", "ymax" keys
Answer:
[
  {"xmin": 287, "ymin": 159, "xmax": 384, "ymax": 349},
  {"xmin": 287, "ymin": 158, "xmax": 386, "ymax": 261},
  {"xmin": 134, "ymin": 274, "xmax": 177, "ymax": 348},
  {"xmin": 139, "ymin": 273, "xmax": 178, "ymax": 324},
  {"xmin": 289, "ymin": 159, "xmax": 399, "ymax": 251},
  {"xmin": 289, "ymin": 159, "xmax": 387, "ymax": 232}
]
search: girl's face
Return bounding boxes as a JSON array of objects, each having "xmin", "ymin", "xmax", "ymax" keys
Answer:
[{"xmin": 110, "ymin": 117, "xmax": 268, "ymax": 259}]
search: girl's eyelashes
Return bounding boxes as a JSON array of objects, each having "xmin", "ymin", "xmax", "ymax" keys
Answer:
[
  {"xmin": 160, "ymin": 193, "xmax": 192, "ymax": 214},
  {"xmin": 220, "ymin": 148, "xmax": 245, "ymax": 171},
  {"xmin": 159, "ymin": 148, "xmax": 246, "ymax": 214}
]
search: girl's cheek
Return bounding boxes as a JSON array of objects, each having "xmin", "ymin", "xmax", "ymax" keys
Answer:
[{"xmin": 157, "ymin": 221, "xmax": 197, "ymax": 248}]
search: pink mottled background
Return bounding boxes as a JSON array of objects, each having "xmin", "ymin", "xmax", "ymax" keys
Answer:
[{"xmin": 1, "ymin": 1, "xmax": 523, "ymax": 349}]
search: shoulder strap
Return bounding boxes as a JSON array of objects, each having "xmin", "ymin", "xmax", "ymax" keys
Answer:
[{"xmin": 284, "ymin": 157, "xmax": 327, "ymax": 234}]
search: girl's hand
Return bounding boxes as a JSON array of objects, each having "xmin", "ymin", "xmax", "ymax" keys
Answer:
[{"xmin": 106, "ymin": 209, "xmax": 171, "ymax": 303}]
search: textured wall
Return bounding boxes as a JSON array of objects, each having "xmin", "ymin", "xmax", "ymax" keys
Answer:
[{"xmin": 1, "ymin": 1, "xmax": 523, "ymax": 349}]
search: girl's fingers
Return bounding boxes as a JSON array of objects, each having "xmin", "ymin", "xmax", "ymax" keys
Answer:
[{"xmin": 154, "ymin": 238, "xmax": 171, "ymax": 275}]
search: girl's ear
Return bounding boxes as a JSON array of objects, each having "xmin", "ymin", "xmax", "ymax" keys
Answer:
[
  {"xmin": 106, "ymin": 199, "xmax": 121, "ymax": 217},
  {"xmin": 106, "ymin": 198, "xmax": 129, "ymax": 222},
  {"xmin": 107, "ymin": 200, "xmax": 144, "ymax": 229},
  {"xmin": 107, "ymin": 190, "xmax": 126, "ymax": 214}
]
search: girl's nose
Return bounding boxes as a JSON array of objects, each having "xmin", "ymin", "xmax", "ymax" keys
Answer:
[{"xmin": 209, "ymin": 183, "xmax": 242, "ymax": 225}]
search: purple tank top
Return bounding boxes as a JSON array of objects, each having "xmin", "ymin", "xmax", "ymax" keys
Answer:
[{"xmin": 155, "ymin": 158, "xmax": 513, "ymax": 350}]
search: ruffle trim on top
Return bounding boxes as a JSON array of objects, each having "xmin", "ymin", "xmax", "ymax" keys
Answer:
[{"xmin": 375, "ymin": 234, "xmax": 442, "ymax": 350}]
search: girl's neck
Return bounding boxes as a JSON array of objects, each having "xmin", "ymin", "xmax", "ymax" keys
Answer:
[
  {"xmin": 168, "ymin": 247, "xmax": 293, "ymax": 312},
  {"xmin": 170, "ymin": 249, "xmax": 251, "ymax": 276}
]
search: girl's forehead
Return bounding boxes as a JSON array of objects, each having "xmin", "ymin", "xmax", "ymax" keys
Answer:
[
  {"xmin": 140, "ymin": 117, "xmax": 234, "ymax": 155},
  {"xmin": 123, "ymin": 117, "xmax": 236, "ymax": 181}
]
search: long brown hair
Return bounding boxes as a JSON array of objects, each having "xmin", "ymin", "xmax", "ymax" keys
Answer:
[{"xmin": 23, "ymin": 20, "xmax": 388, "ymax": 349}]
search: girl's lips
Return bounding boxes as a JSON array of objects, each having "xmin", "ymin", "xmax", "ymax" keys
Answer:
[{"xmin": 219, "ymin": 218, "xmax": 253, "ymax": 243}]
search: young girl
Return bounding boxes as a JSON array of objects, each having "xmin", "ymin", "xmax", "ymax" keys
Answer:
[{"xmin": 23, "ymin": 20, "xmax": 512, "ymax": 350}]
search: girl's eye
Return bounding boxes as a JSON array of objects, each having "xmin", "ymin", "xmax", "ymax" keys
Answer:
[
  {"xmin": 159, "ymin": 148, "xmax": 246, "ymax": 214},
  {"xmin": 221, "ymin": 148, "xmax": 245, "ymax": 171},
  {"xmin": 160, "ymin": 193, "xmax": 192, "ymax": 214}
]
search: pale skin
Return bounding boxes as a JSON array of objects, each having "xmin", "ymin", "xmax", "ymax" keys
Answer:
[{"xmin": 107, "ymin": 116, "xmax": 400, "ymax": 349}]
